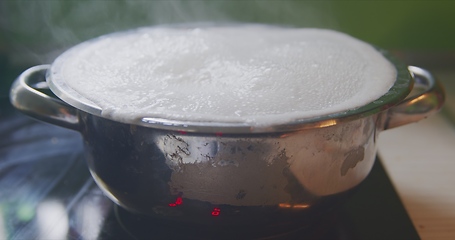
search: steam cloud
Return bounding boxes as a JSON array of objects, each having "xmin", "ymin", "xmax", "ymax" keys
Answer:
[{"xmin": 0, "ymin": 1, "xmax": 337, "ymax": 65}]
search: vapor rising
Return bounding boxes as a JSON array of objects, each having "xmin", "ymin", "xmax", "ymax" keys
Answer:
[{"xmin": 0, "ymin": 1, "xmax": 336, "ymax": 66}]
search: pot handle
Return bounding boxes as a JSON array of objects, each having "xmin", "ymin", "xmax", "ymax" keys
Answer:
[
  {"xmin": 384, "ymin": 66, "xmax": 445, "ymax": 130},
  {"xmin": 9, "ymin": 65, "xmax": 80, "ymax": 131}
]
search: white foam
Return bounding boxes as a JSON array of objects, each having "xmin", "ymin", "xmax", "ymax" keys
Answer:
[{"xmin": 51, "ymin": 25, "xmax": 396, "ymax": 126}]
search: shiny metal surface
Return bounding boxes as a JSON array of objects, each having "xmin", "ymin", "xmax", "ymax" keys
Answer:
[
  {"xmin": 81, "ymin": 111, "xmax": 376, "ymax": 214},
  {"xmin": 8, "ymin": 62, "xmax": 444, "ymax": 228},
  {"xmin": 9, "ymin": 65, "xmax": 80, "ymax": 131},
  {"xmin": 385, "ymin": 66, "xmax": 446, "ymax": 129}
]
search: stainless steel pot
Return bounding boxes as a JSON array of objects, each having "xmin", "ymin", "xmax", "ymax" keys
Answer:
[{"xmin": 10, "ymin": 52, "xmax": 444, "ymax": 233}]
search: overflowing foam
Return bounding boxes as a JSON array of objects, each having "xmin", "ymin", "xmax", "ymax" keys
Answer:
[{"xmin": 50, "ymin": 25, "xmax": 396, "ymax": 126}]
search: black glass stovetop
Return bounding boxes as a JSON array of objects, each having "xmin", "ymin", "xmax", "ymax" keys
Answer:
[{"xmin": 0, "ymin": 105, "xmax": 420, "ymax": 240}]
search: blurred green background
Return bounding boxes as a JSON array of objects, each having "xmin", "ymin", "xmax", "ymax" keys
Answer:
[{"xmin": 1, "ymin": 0, "xmax": 455, "ymax": 115}]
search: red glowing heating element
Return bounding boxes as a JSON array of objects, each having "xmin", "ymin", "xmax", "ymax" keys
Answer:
[
  {"xmin": 168, "ymin": 196, "xmax": 183, "ymax": 207},
  {"xmin": 211, "ymin": 207, "xmax": 221, "ymax": 216}
]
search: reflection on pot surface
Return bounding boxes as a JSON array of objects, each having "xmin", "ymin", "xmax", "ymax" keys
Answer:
[
  {"xmin": 82, "ymin": 110, "xmax": 376, "ymax": 226},
  {"xmin": 155, "ymin": 116, "xmax": 377, "ymax": 206}
]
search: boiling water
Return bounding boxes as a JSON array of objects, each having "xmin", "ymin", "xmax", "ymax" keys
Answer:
[{"xmin": 51, "ymin": 25, "xmax": 396, "ymax": 125}]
